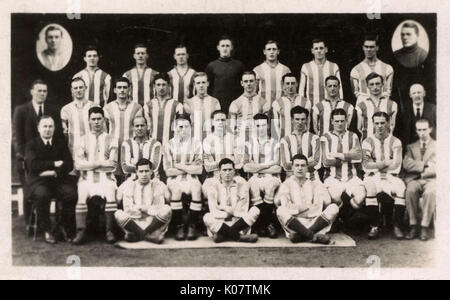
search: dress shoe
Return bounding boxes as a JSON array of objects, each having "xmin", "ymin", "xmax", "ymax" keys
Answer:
[
  {"xmin": 290, "ymin": 233, "xmax": 304, "ymax": 243},
  {"xmin": 124, "ymin": 232, "xmax": 140, "ymax": 243},
  {"xmin": 44, "ymin": 232, "xmax": 57, "ymax": 245},
  {"xmin": 72, "ymin": 229, "xmax": 87, "ymax": 245},
  {"xmin": 405, "ymin": 226, "xmax": 419, "ymax": 240},
  {"xmin": 187, "ymin": 225, "xmax": 198, "ymax": 241},
  {"xmin": 311, "ymin": 233, "xmax": 331, "ymax": 245},
  {"xmin": 105, "ymin": 231, "xmax": 117, "ymax": 244},
  {"xmin": 393, "ymin": 226, "xmax": 404, "ymax": 240},
  {"xmin": 256, "ymin": 228, "xmax": 268, "ymax": 237},
  {"xmin": 175, "ymin": 225, "xmax": 186, "ymax": 241},
  {"xmin": 213, "ymin": 233, "xmax": 227, "ymax": 243},
  {"xmin": 420, "ymin": 227, "xmax": 430, "ymax": 241},
  {"xmin": 238, "ymin": 234, "xmax": 258, "ymax": 243},
  {"xmin": 368, "ymin": 226, "xmax": 380, "ymax": 240},
  {"xmin": 145, "ymin": 234, "xmax": 163, "ymax": 244},
  {"xmin": 58, "ymin": 227, "xmax": 73, "ymax": 243},
  {"xmin": 266, "ymin": 224, "xmax": 278, "ymax": 239}
]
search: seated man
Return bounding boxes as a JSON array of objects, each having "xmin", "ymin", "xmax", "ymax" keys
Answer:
[
  {"xmin": 73, "ymin": 106, "xmax": 119, "ymax": 245},
  {"xmin": 203, "ymin": 158, "xmax": 260, "ymax": 243},
  {"xmin": 25, "ymin": 115, "xmax": 77, "ymax": 244},
  {"xmin": 276, "ymin": 154, "xmax": 339, "ymax": 244},
  {"xmin": 115, "ymin": 159, "xmax": 171, "ymax": 244},
  {"xmin": 244, "ymin": 113, "xmax": 282, "ymax": 238},
  {"xmin": 321, "ymin": 109, "xmax": 366, "ymax": 223},
  {"xmin": 403, "ymin": 119, "xmax": 436, "ymax": 241},
  {"xmin": 362, "ymin": 111, "xmax": 406, "ymax": 240},
  {"xmin": 164, "ymin": 113, "xmax": 203, "ymax": 241}
]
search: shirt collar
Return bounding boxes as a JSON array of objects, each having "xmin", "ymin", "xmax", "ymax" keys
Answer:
[
  {"xmin": 32, "ymin": 101, "xmax": 43, "ymax": 114},
  {"xmin": 220, "ymin": 177, "xmax": 238, "ymax": 187},
  {"xmin": 413, "ymin": 102, "xmax": 424, "ymax": 110},
  {"xmin": 41, "ymin": 137, "xmax": 52, "ymax": 146}
]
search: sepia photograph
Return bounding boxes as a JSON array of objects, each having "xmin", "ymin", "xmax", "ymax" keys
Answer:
[{"xmin": 1, "ymin": 0, "xmax": 449, "ymax": 281}]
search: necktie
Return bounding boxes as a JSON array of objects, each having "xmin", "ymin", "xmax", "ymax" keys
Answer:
[
  {"xmin": 416, "ymin": 107, "xmax": 421, "ymax": 119},
  {"xmin": 38, "ymin": 105, "xmax": 43, "ymax": 118},
  {"xmin": 45, "ymin": 141, "xmax": 51, "ymax": 149},
  {"xmin": 421, "ymin": 142, "xmax": 426, "ymax": 160}
]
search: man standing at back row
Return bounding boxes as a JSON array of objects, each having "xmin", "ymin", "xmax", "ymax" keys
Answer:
[
  {"xmin": 168, "ymin": 45, "xmax": 196, "ymax": 104},
  {"xmin": 299, "ymin": 38, "xmax": 342, "ymax": 106},
  {"xmin": 205, "ymin": 36, "xmax": 245, "ymax": 112},
  {"xmin": 253, "ymin": 40, "xmax": 291, "ymax": 109}
]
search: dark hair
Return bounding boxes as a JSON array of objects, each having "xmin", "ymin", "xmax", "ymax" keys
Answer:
[
  {"xmin": 153, "ymin": 73, "xmax": 171, "ymax": 85},
  {"xmin": 241, "ymin": 71, "xmax": 256, "ymax": 80},
  {"xmin": 265, "ymin": 40, "xmax": 280, "ymax": 49},
  {"xmin": 134, "ymin": 43, "xmax": 148, "ymax": 52},
  {"xmin": 45, "ymin": 25, "xmax": 63, "ymax": 39},
  {"xmin": 292, "ymin": 154, "xmax": 308, "ymax": 164},
  {"xmin": 114, "ymin": 77, "xmax": 130, "ymax": 88},
  {"xmin": 372, "ymin": 111, "xmax": 390, "ymax": 122},
  {"xmin": 219, "ymin": 158, "xmax": 235, "ymax": 170},
  {"xmin": 84, "ymin": 45, "xmax": 99, "ymax": 56},
  {"xmin": 174, "ymin": 44, "xmax": 188, "ymax": 52},
  {"xmin": 30, "ymin": 79, "xmax": 47, "ymax": 90},
  {"xmin": 365, "ymin": 72, "xmax": 384, "ymax": 85},
  {"xmin": 325, "ymin": 75, "xmax": 340, "ymax": 85},
  {"xmin": 71, "ymin": 77, "xmax": 86, "ymax": 87},
  {"xmin": 311, "ymin": 38, "xmax": 325, "ymax": 47},
  {"xmin": 38, "ymin": 115, "xmax": 54, "ymax": 126},
  {"xmin": 415, "ymin": 118, "xmax": 431, "ymax": 128},
  {"xmin": 282, "ymin": 73, "xmax": 297, "ymax": 84},
  {"xmin": 136, "ymin": 158, "xmax": 153, "ymax": 170},
  {"xmin": 331, "ymin": 108, "xmax": 347, "ymax": 120},
  {"xmin": 88, "ymin": 106, "xmax": 104, "ymax": 118},
  {"xmin": 217, "ymin": 35, "xmax": 234, "ymax": 46},
  {"xmin": 363, "ymin": 34, "xmax": 379, "ymax": 45},
  {"xmin": 290, "ymin": 106, "xmax": 309, "ymax": 119},
  {"xmin": 175, "ymin": 113, "xmax": 191, "ymax": 125},
  {"xmin": 211, "ymin": 109, "xmax": 226, "ymax": 120},
  {"xmin": 402, "ymin": 22, "xmax": 420, "ymax": 35},
  {"xmin": 193, "ymin": 72, "xmax": 208, "ymax": 81},
  {"xmin": 253, "ymin": 113, "xmax": 269, "ymax": 123}
]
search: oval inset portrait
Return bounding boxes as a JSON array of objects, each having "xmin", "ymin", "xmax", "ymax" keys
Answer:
[
  {"xmin": 36, "ymin": 24, "xmax": 73, "ymax": 72},
  {"xmin": 392, "ymin": 20, "xmax": 429, "ymax": 68}
]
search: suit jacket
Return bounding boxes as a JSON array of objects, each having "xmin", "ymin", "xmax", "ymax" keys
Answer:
[
  {"xmin": 399, "ymin": 101, "xmax": 436, "ymax": 148},
  {"xmin": 25, "ymin": 136, "xmax": 73, "ymax": 197},
  {"xmin": 12, "ymin": 101, "xmax": 62, "ymax": 160},
  {"xmin": 402, "ymin": 139, "xmax": 436, "ymax": 184}
]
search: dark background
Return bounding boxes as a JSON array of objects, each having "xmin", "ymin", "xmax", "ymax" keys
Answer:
[{"xmin": 11, "ymin": 13, "xmax": 436, "ymax": 114}]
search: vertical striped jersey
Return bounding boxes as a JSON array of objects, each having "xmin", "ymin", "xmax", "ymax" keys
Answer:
[
  {"xmin": 184, "ymin": 95, "xmax": 221, "ymax": 142},
  {"xmin": 144, "ymin": 98, "xmax": 184, "ymax": 146},
  {"xmin": 355, "ymin": 96, "xmax": 398, "ymax": 140},
  {"xmin": 123, "ymin": 67, "xmax": 159, "ymax": 107},
  {"xmin": 167, "ymin": 67, "xmax": 196, "ymax": 103},
  {"xmin": 299, "ymin": 60, "xmax": 343, "ymax": 106},
  {"xmin": 73, "ymin": 68, "xmax": 111, "ymax": 107},
  {"xmin": 121, "ymin": 137, "xmax": 162, "ymax": 175},
  {"xmin": 76, "ymin": 132, "xmax": 118, "ymax": 183},
  {"xmin": 229, "ymin": 94, "xmax": 268, "ymax": 120},
  {"xmin": 60, "ymin": 100, "xmax": 95, "ymax": 158},
  {"xmin": 312, "ymin": 99, "xmax": 354, "ymax": 136},
  {"xmin": 244, "ymin": 137, "xmax": 280, "ymax": 167},
  {"xmin": 121, "ymin": 179, "xmax": 167, "ymax": 213},
  {"xmin": 280, "ymin": 131, "xmax": 321, "ymax": 180},
  {"xmin": 253, "ymin": 62, "xmax": 291, "ymax": 107},
  {"xmin": 321, "ymin": 130, "xmax": 361, "ymax": 182},
  {"xmin": 350, "ymin": 59, "xmax": 394, "ymax": 100},
  {"xmin": 163, "ymin": 137, "xmax": 203, "ymax": 180},
  {"xmin": 203, "ymin": 133, "xmax": 244, "ymax": 177},
  {"xmin": 362, "ymin": 134, "xmax": 402, "ymax": 176},
  {"xmin": 272, "ymin": 95, "xmax": 312, "ymax": 138}
]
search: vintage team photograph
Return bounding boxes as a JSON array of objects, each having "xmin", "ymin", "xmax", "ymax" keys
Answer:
[{"xmin": 7, "ymin": 3, "xmax": 438, "ymax": 274}]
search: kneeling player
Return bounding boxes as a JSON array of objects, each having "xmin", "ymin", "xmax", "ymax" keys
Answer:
[
  {"xmin": 276, "ymin": 154, "xmax": 339, "ymax": 244},
  {"xmin": 203, "ymin": 158, "xmax": 260, "ymax": 243},
  {"xmin": 362, "ymin": 112, "xmax": 406, "ymax": 240},
  {"xmin": 321, "ymin": 109, "xmax": 366, "ymax": 224},
  {"xmin": 244, "ymin": 113, "xmax": 282, "ymax": 238},
  {"xmin": 164, "ymin": 113, "xmax": 203, "ymax": 241},
  {"xmin": 115, "ymin": 159, "xmax": 171, "ymax": 244}
]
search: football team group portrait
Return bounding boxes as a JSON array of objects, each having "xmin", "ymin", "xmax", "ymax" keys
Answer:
[{"xmin": 10, "ymin": 12, "xmax": 436, "ymax": 267}]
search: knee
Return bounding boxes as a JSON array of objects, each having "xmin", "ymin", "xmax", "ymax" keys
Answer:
[
  {"xmin": 158, "ymin": 205, "xmax": 172, "ymax": 223},
  {"xmin": 203, "ymin": 213, "xmax": 214, "ymax": 226},
  {"xmin": 114, "ymin": 210, "xmax": 129, "ymax": 225},
  {"xmin": 276, "ymin": 206, "xmax": 290, "ymax": 225},
  {"xmin": 32, "ymin": 185, "xmax": 52, "ymax": 202},
  {"xmin": 323, "ymin": 203, "xmax": 339, "ymax": 221},
  {"xmin": 423, "ymin": 186, "xmax": 436, "ymax": 199},
  {"xmin": 328, "ymin": 187, "xmax": 343, "ymax": 203},
  {"xmin": 248, "ymin": 206, "xmax": 260, "ymax": 220}
]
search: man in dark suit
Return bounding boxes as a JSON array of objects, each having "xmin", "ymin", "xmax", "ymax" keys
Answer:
[
  {"xmin": 12, "ymin": 79, "xmax": 62, "ymax": 222},
  {"xmin": 403, "ymin": 118, "xmax": 436, "ymax": 241},
  {"xmin": 25, "ymin": 115, "xmax": 76, "ymax": 244},
  {"xmin": 398, "ymin": 83, "xmax": 436, "ymax": 148}
]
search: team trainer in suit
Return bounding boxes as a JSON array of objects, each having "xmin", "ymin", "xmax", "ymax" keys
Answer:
[{"xmin": 25, "ymin": 115, "xmax": 77, "ymax": 244}]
